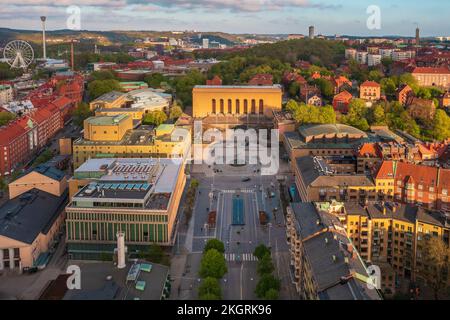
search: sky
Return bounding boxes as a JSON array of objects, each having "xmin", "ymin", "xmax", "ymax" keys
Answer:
[{"xmin": 0, "ymin": 0, "xmax": 449, "ymax": 36}]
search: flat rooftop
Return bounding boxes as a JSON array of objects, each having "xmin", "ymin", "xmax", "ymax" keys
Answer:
[
  {"xmin": 71, "ymin": 158, "xmax": 183, "ymax": 210},
  {"xmin": 85, "ymin": 114, "xmax": 129, "ymax": 126},
  {"xmin": 60, "ymin": 261, "xmax": 169, "ymax": 300},
  {"xmin": 92, "ymin": 91, "xmax": 125, "ymax": 103}
]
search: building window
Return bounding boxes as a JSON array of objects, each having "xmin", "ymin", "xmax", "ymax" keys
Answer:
[
  {"xmin": 220, "ymin": 99, "xmax": 224, "ymax": 114},
  {"xmin": 228, "ymin": 99, "xmax": 232, "ymax": 114},
  {"xmin": 235, "ymin": 100, "xmax": 240, "ymax": 114},
  {"xmin": 212, "ymin": 99, "xmax": 216, "ymax": 114},
  {"xmin": 251, "ymin": 99, "xmax": 256, "ymax": 114},
  {"xmin": 244, "ymin": 100, "xmax": 248, "ymax": 114},
  {"xmin": 259, "ymin": 99, "xmax": 264, "ymax": 114}
]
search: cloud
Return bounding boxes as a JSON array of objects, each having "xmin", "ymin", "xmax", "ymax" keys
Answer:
[{"xmin": 127, "ymin": 0, "xmax": 338, "ymax": 12}]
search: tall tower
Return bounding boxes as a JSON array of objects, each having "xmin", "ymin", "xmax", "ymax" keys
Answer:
[
  {"xmin": 70, "ymin": 40, "xmax": 75, "ymax": 71},
  {"xmin": 40, "ymin": 16, "xmax": 47, "ymax": 60},
  {"xmin": 309, "ymin": 26, "xmax": 315, "ymax": 39},
  {"xmin": 415, "ymin": 27, "xmax": 420, "ymax": 46}
]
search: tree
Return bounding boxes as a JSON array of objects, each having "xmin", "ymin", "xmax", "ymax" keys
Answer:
[
  {"xmin": 142, "ymin": 110, "xmax": 168, "ymax": 126},
  {"xmin": 190, "ymin": 178, "xmax": 200, "ymax": 188},
  {"xmin": 255, "ymin": 274, "xmax": 280, "ymax": 299},
  {"xmin": 370, "ymin": 104, "xmax": 386, "ymax": 125},
  {"xmin": 139, "ymin": 244, "xmax": 165, "ymax": 263},
  {"xmin": 288, "ymin": 82, "xmax": 300, "ymax": 98},
  {"xmin": 257, "ymin": 253, "xmax": 275, "ymax": 276},
  {"xmin": 417, "ymin": 236, "xmax": 450, "ymax": 300},
  {"xmin": 204, "ymin": 239, "xmax": 225, "ymax": 254},
  {"xmin": 198, "ymin": 277, "xmax": 222, "ymax": 300},
  {"xmin": 342, "ymin": 99, "xmax": 370, "ymax": 131},
  {"xmin": 169, "ymin": 104, "xmax": 183, "ymax": 120},
  {"xmin": 199, "ymin": 249, "xmax": 228, "ymax": 279},
  {"xmin": 32, "ymin": 149, "xmax": 53, "ymax": 167},
  {"xmin": 314, "ymin": 78, "xmax": 334, "ymax": 100},
  {"xmin": 144, "ymin": 73, "xmax": 167, "ymax": 88},
  {"xmin": 264, "ymin": 288, "xmax": 279, "ymax": 300},
  {"xmin": 368, "ymin": 70, "xmax": 383, "ymax": 82},
  {"xmin": 0, "ymin": 112, "xmax": 15, "ymax": 126},
  {"xmin": 172, "ymin": 70, "xmax": 205, "ymax": 107},
  {"xmin": 72, "ymin": 102, "xmax": 93, "ymax": 127},
  {"xmin": 88, "ymin": 79, "xmax": 122, "ymax": 100},
  {"xmin": 432, "ymin": 110, "xmax": 450, "ymax": 141},
  {"xmin": 380, "ymin": 78, "xmax": 397, "ymax": 97},
  {"xmin": 253, "ymin": 244, "xmax": 271, "ymax": 260},
  {"xmin": 89, "ymin": 70, "xmax": 115, "ymax": 82}
]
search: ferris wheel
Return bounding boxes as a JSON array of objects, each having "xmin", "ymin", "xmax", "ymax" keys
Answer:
[{"xmin": 3, "ymin": 40, "xmax": 34, "ymax": 69}]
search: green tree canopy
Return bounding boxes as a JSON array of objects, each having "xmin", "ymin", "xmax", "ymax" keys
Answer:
[
  {"xmin": 142, "ymin": 110, "xmax": 168, "ymax": 126},
  {"xmin": 253, "ymin": 244, "xmax": 271, "ymax": 260},
  {"xmin": 88, "ymin": 79, "xmax": 122, "ymax": 100},
  {"xmin": 144, "ymin": 73, "xmax": 168, "ymax": 88},
  {"xmin": 0, "ymin": 112, "xmax": 15, "ymax": 126},
  {"xmin": 264, "ymin": 288, "xmax": 279, "ymax": 300},
  {"xmin": 255, "ymin": 274, "xmax": 281, "ymax": 299},
  {"xmin": 72, "ymin": 102, "xmax": 93, "ymax": 127},
  {"xmin": 257, "ymin": 253, "xmax": 275, "ymax": 276},
  {"xmin": 313, "ymin": 78, "xmax": 334, "ymax": 100},
  {"xmin": 432, "ymin": 110, "xmax": 450, "ymax": 141},
  {"xmin": 89, "ymin": 70, "xmax": 116, "ymax": 82},
  {"xmin": 198, "ymin": 277, "xmax": 222, "ymax": 300},
  {"xmin": 199, "ymin": 249, "xmax": 228, "ymax": 279},
  {"xmin": 169, "ymin": 104, "xmax": 183, "ymax": 120},
  {"xmin": 204, "ymin": 239, "xmax": 225, "ymax": 254}
]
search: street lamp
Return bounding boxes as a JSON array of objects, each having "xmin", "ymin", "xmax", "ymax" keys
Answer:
[{"xmin": 267, "ymin": 223, "xmax": 272, "ymax": 248}]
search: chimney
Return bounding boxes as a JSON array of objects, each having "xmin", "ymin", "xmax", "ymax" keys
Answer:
[
  {"xmin": 40, "ymin": 16, "xmax": 47, "ymax": 60},
  {"xmin": 116, "ymin": 231, "xmax": 126, "ymax": 269}
]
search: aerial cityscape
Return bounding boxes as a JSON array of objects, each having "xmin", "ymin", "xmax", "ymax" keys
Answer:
[{"xmin": 0, "ymin": 0, "xmax": 450, "ymax": 307}]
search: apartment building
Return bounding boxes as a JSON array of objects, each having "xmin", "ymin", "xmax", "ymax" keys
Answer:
[
  {"xmin": 360, "ymin": 81, "xmax": 381, "ymax": 101},
  {"xmin": 285, "ymin": 202, "xmax": 382, "ymax": 300},
  {"xmin": 374, "ymin": 161, "xmax": 450, "ymax": 211},
  {"xmin": 342, "ymin": 201, "xmax": 450, "ymax": 295}
]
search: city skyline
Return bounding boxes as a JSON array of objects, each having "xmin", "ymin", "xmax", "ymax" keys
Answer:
[{"xmin": 0, "ymin": 0, "xmax": 449, "ymax": 36}]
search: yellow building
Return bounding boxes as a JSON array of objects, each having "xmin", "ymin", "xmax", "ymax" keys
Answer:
[
  {"xmin": 342, "ymin": 202, "xmax": 450, "ymax": 296},
  {"xmin": 192, "ymin": 85, "xmax": 282, "ymax": 118},
  {"xmin": 83, "ymin": 114, "xmax": 133, "ymax": 142},
  {"xmin": 95, "ymin": 108, "xmax": 144, "ymax": 121},
  {"xmin": 89, "ymin": 91, "xmax": 127, "ymax": 111},
  {"xmin": 73, "ymin": 123, "xmax": 191, "ymax": 169},
  {"xmin": 8, "ymin": 164, "xmax": 67, "ymax": 199}
]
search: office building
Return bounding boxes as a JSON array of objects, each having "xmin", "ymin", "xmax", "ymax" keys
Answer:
[{"xmin": 65, "ymin": 158, "xmax": 186, "ymax": 259}]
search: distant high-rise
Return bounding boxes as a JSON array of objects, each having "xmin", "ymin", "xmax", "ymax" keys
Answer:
[
  {"xmin": 415, "ymin": 27, "xmax": 420, "ymax": 45},
  {"xmin": 40, "ymin": 16, "xmax": 47, "ymax": 60},
  {"xmin": 202, "ymin": 38, "xmax": 209, "ymax": 49},
  {"xmin": 309, "ymin": 26, "xmax": 315, "ymax": 39}
]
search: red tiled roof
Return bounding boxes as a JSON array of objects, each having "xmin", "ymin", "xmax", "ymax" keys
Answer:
[
  {"xmin": 357, "ymin": 143, "xmax": 381, "ymax": 158},
  {"xmin": 333, "ymin": 90, "xmax": 353, "ymax": 101},
  {"xmin": 412, "ymin": 67, "xmax": 450, "ymax": 74},
  {"xmin": 375, "ymin": 161, "xmax": 449, "ymax": 189},
  {"xmin": 0, "ymin": 116, "xmax": 31, "ymax": 146},
  {"xmin": 361, "ymin": 81, "xmax": 381, "ymax": 88}
]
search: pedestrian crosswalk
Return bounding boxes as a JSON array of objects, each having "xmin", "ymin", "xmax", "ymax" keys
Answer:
[
  {"xmin": 221, "ymin": 189, "xmax": 254, "ymax": 194},
  {"xmin": 224, "ymin": 252, "xmax": 258, "ymax": 262}
]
